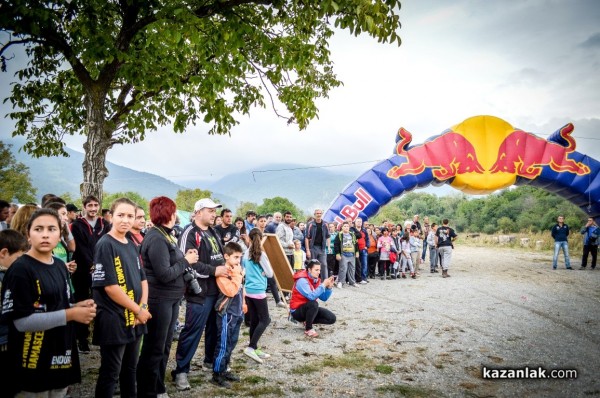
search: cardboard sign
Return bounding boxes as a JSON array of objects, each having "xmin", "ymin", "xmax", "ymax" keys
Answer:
[{"xmin": 261, "ymin": 233, "xmax": 294, "ymax": 293}]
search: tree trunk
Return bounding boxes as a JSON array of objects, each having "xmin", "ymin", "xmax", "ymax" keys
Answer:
[{"xmin": 80, "ymin": 91, "xmax": 111, "ymax": 203}]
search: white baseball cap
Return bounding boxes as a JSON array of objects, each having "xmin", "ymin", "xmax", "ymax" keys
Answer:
[{"xmin": 194, "ymin": 198, "xmax": 222, "ymax": 211}]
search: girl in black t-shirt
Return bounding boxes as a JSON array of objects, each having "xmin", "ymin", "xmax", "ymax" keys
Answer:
[
  {"xmin": 1, "ymin": 208, "xmax": 96, "ymax": 396},
  {"xmin": 92, "ymin": 198, "xmax": 150, "ymax": 398}
]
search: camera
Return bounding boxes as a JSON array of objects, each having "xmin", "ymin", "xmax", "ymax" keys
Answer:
[{"xmin": 183, "ymin": 267, "xmax": 202, "ymax": 295}]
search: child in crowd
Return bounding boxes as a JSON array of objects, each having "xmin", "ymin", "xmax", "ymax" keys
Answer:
[
  {"xmin": 427, "ymin": 223, "xmax": 439, "ymax": 273},
  {"xmin": 0, "ymin": 230, "xmax": 28, "ymax": 398},
  {"xmin": 409, "ymin": 228, "xmax": 422, "ymax": 276},
  {"xmin": 334, "ymin": 221, "xmax": 359, "ymax": 288},
  {"xmin": 2, "ymin": 209, "xmax": 96, "ymax": 396},
  {"xmin": 377, "ymin": 228, "xmax": 394, "ymax": 279},
  {"xmin": 292, "ymin": 239, "xmax": 306, "ymax": 273},
  {"xmin": 400, "ymin": 232, "xmax": 415, "ymax": 279},
  {"xmin": 213, "ymin": 242, "xmax": 246, "ymax": 388},
  {"xmin": 327, "ymin": 223, "xmax": 338, "ymax": 277}
]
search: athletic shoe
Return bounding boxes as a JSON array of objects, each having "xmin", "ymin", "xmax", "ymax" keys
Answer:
[
  {"xmin": 349, "ymin": 283, "xmax": 360, "ymax": 288},
  {"xmin": 223, "ymin": 371, "xmax": 240, "ymax": 381},
  {"xmin": 243, "ymin": 347, "xmax": 264, "ymax": 364},
  {"xmin": 254, "ymin": 348, "xmax": 271, "ymax": 359},
  {"xmin": 336, "ymin": 282, "xmax": 343, "ymax": 289},
  {"xmin": 304, "ymin": 329, "xmax": 319, "ymax": 338},
  {"xmin": 174, "ymin": 373, "xmax": 191, "ymax": 391},
  {"xmin": 276, "ymin": 301, "xmax": 288, "ymax": 309},
  {"xmin": 211, "ymin": 374, "xmax": 231, "ymax": 389},
  {"xmin": 359, "ymin": 280, "xmax": 368, "ymax": 284}
]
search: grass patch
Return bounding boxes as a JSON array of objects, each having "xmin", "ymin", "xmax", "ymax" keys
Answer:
[
  {"xmin": 375, "ymin": 364, "xmax": 394, "ymax": 374},
  {"xmin": 282, "ymin": 339, "xmax": 291, "ymax": 345},
  {"xmin": 321, "ymin": 351, "xmax": 373, "ymax": 369},
  {"xmin": 366, "ymin": 318, "xmax": 389, "ymax": 325},
  {"xmin": 291, "ymin": 386, "xmax": 306, "ymax": 393},
  {"xmin": 376, "ymin": 384, "xmax": 440, "ymax": 397},
  {"xmin": 246, "ymin": 386, "xmax": 284, "ymax": 397},
  {"xmin": 292, "ymin": 363, "xmax": 320, "ymax": 374},
  {"xmin": 244, "ymin": 375, "xmax": 268, "ymax": 384}
]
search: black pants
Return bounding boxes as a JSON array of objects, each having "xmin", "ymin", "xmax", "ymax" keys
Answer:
[
  {"xmin": 291, "ymin": 300, "xmax": 336, "ymax": 330},
  {"xmin": 582, "ymin": 244, "xmax": 598, "ymax": 268},
  {"xmin": 137, "ymin": 297, "xmax": 180, "ymax": 397},
  {"xmin": 246, "ymin": 297, "xmax": 271, "ymax": 349},
  {"xmin": 378, "ymin": 260, "xmax": 390, "ymax": 276},
  {"xmin": 72, "ymin": 270, "xmax": 92, "ymax": 345},
  {"xmin": 367, "ymin": 253, "xmax": 379, "ymax": 277},
  {"xmin": 267, "ymin": 277, "xmax": 281, "ymax": 303},
  {"xmin": 354, "ymin": 256, "xmax": 363, "ymax": 283},
  {"xmin": 96, "ymin": 337, "xmax": 142, "ymax": 398},
  {"xmin": 327, "ymin": 253, "xmax": 337, "ymax": 277}
]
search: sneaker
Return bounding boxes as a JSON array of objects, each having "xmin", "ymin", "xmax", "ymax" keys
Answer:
[
  {"xmin": 276, "ymin": 301, "xmax": 288, "ymax": 309},
  {"xmin": 349, "ymin": 283, "xmax": 360, "ymax": 288},
  {"xmin": 579, "ymin": 266, "xmax": 587, "ymax": 270},
  {"xmin": 359, "ymin": 280, "xmax": 368, "ymax": 284},
  {"xmin": 401, "ymin": 273, "xmax": 406, "ymax": 279},
  {"xmin": 336, "ymin": 282, "xmax": 342, "ymax": 289},
  {"xmin": 304, "ymin": 329, "xmax": 319, "ymax": 338},
  {"xmin": 254, "ymin": 348, "xmax": 271, "ymax": 359},
  {"xmin": 223, "ymin": 371, "xmax": 240, "ymax": 381},
  {"xmin": 566, "ymin": 267, "xmax": 573, "ymax": 270},
  {"xmin": 243, "ymin": 347, "xmax": 264, "ymax": 364},
  {"xmin": 174, "ymin": 373, "xmax": 191, "ymax": 391},
  {"xmin": 211, "ymin": 374, "xmax": 231, "ymax": 389}
]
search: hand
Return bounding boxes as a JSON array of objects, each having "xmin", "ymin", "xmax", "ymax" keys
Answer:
[
  {"xmin": 214, "ymin": 265, "xmax": 228, "ymax": 277},
  {"xmin": 335, "ymin": 254, "xmax": 341, "ymax": 261},
  {"xmin": 306, "ymin": 249, "xmax": 311, "ymax": 259},
  {"xmin": 66, "ymin": 261, "xmax": 77, "ymax": 274},
  {"xmin": 242, "ymin": 303, "xmax": 248, "ymax": 314},
  {"xmin": 135, "ymin": 308, "xmax": 152, "ymax": 324},
  {"xmin": 355, "ymin": 253, "xmax": 359, "ymax": 258},
  {"xmin": 185, "ymin": 249, "xmax": 199, "ymax": 264},
  {"xmin": 66, "ymin": 300, "xmax": 97, "ymax": 324},
  {"xmin": 323, "ymin": 276, "xmax": 335, "ymax": 288}
]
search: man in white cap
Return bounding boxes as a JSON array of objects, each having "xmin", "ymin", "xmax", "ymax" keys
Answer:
[{"xmin": 171, "ymin": 198, "xmax": 229, "ymax": 390}]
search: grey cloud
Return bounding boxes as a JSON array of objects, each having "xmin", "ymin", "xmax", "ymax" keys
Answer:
[{"xmin": 580, "ymin": 32, "xmax": 600, "ymax": 48}]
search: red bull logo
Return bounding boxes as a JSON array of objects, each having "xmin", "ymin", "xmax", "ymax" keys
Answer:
[
  {"xmin": 490, "ymin": 123, "xmax": 590, "ymax": 179},
  {"xmin": 387, "ymin": 127, "xmax": 485, "ymax": 180},
  {"xmin": 333, "ymin": 187, "xmax": 373, "ymax": 224}
]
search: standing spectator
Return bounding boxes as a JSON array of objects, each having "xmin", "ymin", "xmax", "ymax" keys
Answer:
[
  {"xmin": 5, "ymin": 203, "xmax": 19, "ymax": 228},
  {"xmin": 101, "ymin": 208, "xmax": 112, "ymax": 224},
  {"xmin": 66, "ymin": 203, "xmax": 80, "ymax": 224},
  {"xmin": 409, "ymin": 228, "xmax": 422, "ymax": 276},
  {"xmin": 235, "ymin": 217, "xmax": 250, "ymax": 251},
  {"xmin": 137, "ymin": 196, "xmax": 199, "ymax": 397},
  {"xmin": 0, "ymin": 200, "xmax": 10, "ymax": 231},
  {"xmin": 377, "ymin": 228, "xmax": 394, "ymax": 279},
  {"xmin": 579, "ymin": 217, "xmax": 598, "ymax": 270},
  {"xmin": 292, "ymin": 217, "xmax": 304, "ymax": 246},
  {"xmin": 71, "ymin": 195, "xmax": 111, "ymax": 352},
  {"xmin": 130, "ymin": 206, "xmax": 146, "ymax": 246},
  {"xmin": 298, "ymin": 222, "xmax": 307, "ymax": 250},
  {"xmin": 427, "ymin": 223, "xmax": 439, "ymax": 273},
  {"xmin": 400, "ymin": 232, "xmax": 415, "ymax": 279},
  {"xmin": 92, "ymin": 198, "xmax": 150, "ymax": 398},
  {"xmin": 305, "ymin": 209, "xmax": 330, "ymax": 280},
  {"xmin": 326, "ymin": 223, "xmax": 338, "ymax": 278},
  {"xmin": 436, "ymin": 219, "xmax": 457, "ymax": 278},
  {"xmin": 254, "ymin": 214, "xmax": 286, "ymax": 309},
  {"xmin": 9, "ymin": 204, "xmax": 39, "ymax": 239},
  {"xmin": 243, "ymin": 229, "xmax": 274, "ymax": 364},
  {"xmin": 44, "ymin": 201, "xmax": 77, "ymax": 272},
  {"xmin": 276, "ymin": 211, "xmax": 295, "ymax": 266},
  {"xmin": 292, "ymin": 239, "xmax": 306, "ymax": 273},
  {"xmin": 366, "ymin": 224, "xmax": 379, "ymax": 278},
  {"xmin": 351, "ymin": 217, "xmax": 369, "ymax": 284},
  {"xmin": 390, "ymin": 228, "xmax": 401, "ymax": 278},
  {"xmin": 2, "ymin": 209, "xmax": 96, "ymax": 396},
  {"xmin": 255, "ymin": 214, "xmax": 267, "ymax": 232},
  {"xmin": 289, "ymin": 260, "xmax": 336, "ymax": 338},
  {"xmin": 215, "ymin": 208, "xmax": 240, "ymax": 245},
  {"xmin": 245, "ymin": 210, "xmax": 257, "ymax": 232},
  {"xmin": 334, "ymin": 222, "xmax": 360, "ymax": 288},
  {"xmin": 265, "ymin": 212, "xmax": 281, "ymax": 234},
  {"xmin": 421, "ymin": 216, "xmax": 431, "ymax": 262},
  {"xmin": 551, "ymin": 215, "xmax": 572, "ymax": 270},
  {"xmin": 171, "ymin": 198, "xmax": 228, "ymax": 391}
]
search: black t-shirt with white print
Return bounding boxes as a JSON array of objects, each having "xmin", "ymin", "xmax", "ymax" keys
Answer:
[
  {"xmin": 436, "ymin": 226, "xmax": 457, "ymax": 247},
  {"xmin": 1, "ymin": 254, "xmax": 80, "ymax": 392},
  {"xmin": 92, "ymin": 234, "xmax": 147, "ymax": 345}
]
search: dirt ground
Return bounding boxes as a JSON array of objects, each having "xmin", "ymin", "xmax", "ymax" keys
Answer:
[{"xmin": 72, "ymin": 245, "xmax": 600, "ymax": 398}]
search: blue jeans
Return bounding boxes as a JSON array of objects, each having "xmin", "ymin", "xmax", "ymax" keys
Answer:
[
  {"xmin": 213, "ymin": 313, "xmax": 243, "ymax": 374},
  {"xmin": 421, "ymin": 240, "xmax": 428, "ymax": 261},
  {"xmin": 173, "ymin": 295, "xmax": 218, "ymax": 375},
  {"xmin": 360, "ymin": 249, "xmax": 369, "ymax": 280},
  {"xmin": 552, "ymin": 241, "xmax": 571, "ymax": 269}
]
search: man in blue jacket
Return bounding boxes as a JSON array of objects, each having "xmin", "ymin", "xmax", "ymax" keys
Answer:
[
  {"xmin": 579, "ymin": 217, "xmax": 598, "ymax": 270},
  {"xmin": 551, "ymin": 215, "xmax": 572, "ymax": 270}
]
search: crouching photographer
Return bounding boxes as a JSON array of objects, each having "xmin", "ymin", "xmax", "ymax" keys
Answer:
[{"xmin": 137, "ymin": 197, "xmax": 199, "ymax": 397}]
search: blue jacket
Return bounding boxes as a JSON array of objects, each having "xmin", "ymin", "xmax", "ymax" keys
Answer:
[
  {"xmin": 243, "ymin": 252, "xmax": 274, "ymax": 295},
  {"xmin": 551, "ymin": 224, "xmax": 570, "ymax": 242},
  {"xmin": 305, "ymin": 220, "xmax": 330, "ymax": 250},
  {"xmin": 580, "ymin": 225, "xmax": 599, "ymax": 246}
]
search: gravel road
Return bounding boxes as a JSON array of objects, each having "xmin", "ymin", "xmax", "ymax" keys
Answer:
[{"xmin": 71, "ymin": 245, "xmax": 600, "ymax": 398}]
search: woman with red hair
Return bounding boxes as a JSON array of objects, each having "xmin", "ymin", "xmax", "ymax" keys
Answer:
[{"xmin": 136, "ymin": 196, "xmax": 199, "ymax": 397}]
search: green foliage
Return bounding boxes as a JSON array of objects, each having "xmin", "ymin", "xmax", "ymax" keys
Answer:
[
  {"xmin": 235, "ymin": 201, "xmax": 259, "ymax": 218},
  {"xmin": 102, "ymin": 192, "xmax": 149, "ymax": 212},
  {"xmin": 175, "ymin": 188, "xmax": 214, "ymax": 212},
  {"xmin": 59, "ymin": 192, "xmax": 82, "ymax": 209},
  {"xmin": 0, "ymin": 0, "xmax": 402, "ymax": 200},
  {"xmin": 0, "ymin": 141, "xmax": 37, "ymax": 203},
  {"xmin": 256, "ymin": 196, "xmax": 305, "ymax": 220},
  {"xmin": 372, "ymin": 186, "xmax": 588, "ymax": 234}
]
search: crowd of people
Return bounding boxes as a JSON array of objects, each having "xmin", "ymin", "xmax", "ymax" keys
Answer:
[{"xmin": 0, "ymin": 197, "xmax": 597, "ymax": 397}]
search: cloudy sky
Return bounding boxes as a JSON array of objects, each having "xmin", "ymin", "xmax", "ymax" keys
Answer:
[{"xmin": 1, "ymin": 0, "xmax": 599, "ymax": 188}]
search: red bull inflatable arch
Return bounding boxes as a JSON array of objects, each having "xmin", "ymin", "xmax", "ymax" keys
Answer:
[{"xmin": 324, "ymin": 115, "xmax": 599, "ymax": 224}]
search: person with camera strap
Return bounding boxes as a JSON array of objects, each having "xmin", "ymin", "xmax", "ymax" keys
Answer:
[
  {"xmin": 137, "ymin": 196, "xmax": 199, "ymax": 397},
  {"xmin": 170, "ymin": 198, "xmax": 229, "ymax": 391}
]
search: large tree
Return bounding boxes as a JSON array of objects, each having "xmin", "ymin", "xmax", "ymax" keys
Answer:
[
  {"xmin": 0, "ymin": 0, "xmax": 401, "ymax": 201},
  {"xmin": 0, "ymin": 141, "xmax": 37, "ymax": 202}
]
